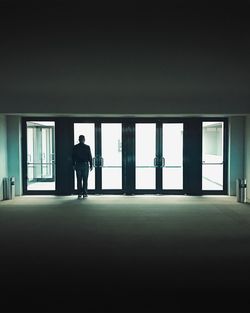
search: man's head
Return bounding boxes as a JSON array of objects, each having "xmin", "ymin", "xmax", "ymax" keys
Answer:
[{"xmin": 79, "ymin": 135, "xmax": 85, "ymax": 143}]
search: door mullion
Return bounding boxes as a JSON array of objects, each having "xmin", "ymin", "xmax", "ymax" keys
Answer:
[
  {"xmin": 124, "ymin": 122, "xmax": 135, "ymax": 195},
  {"xmin": 156, "ymin": 121, "xmax": 162, "ymax": 193},
  {"xmin": 95, "ymin": 122, "xmax": 101, "ymax": 193}
]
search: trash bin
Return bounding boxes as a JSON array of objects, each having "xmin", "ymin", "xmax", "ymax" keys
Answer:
[
  {"xmin": 236, "ymin": 178, "xmax": 247, "ymax": 203},
  {"xmin": 2, "ymin": 177, "xmax": 15, "ymax": 200},
  {"xmin": 10, "ymin": 176, "xmax": 15, "ymax": 199}
]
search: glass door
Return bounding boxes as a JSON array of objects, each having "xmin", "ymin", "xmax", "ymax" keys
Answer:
[
  {"xmin": 135, "ymin": 123, "xmax": 157, "ymax": 190},
  {"xmin": 74, "ymin": 123, "xmax": 96, "ymax": 191},
  {"xmin": 101, "ymin": 123, "xmax": 122, "ymax": 190},
  {"xmin": 202, "ymin": 121, "xmax": 224, "ymax": 191},
  {"xmin": 23, "ymin": 117, "xmax": 227, "ymax": 196},
  {"xmin": 134, "ymin": 122, "xmax": 184, "ymax": 193},
  {"xmin": 26, "ymin": 121, "xmax": 55, "ymax": 191},
  {"xmin": 162, "ymin": 123, "xmax": 183, "ymax": 190},
  {"xmin": 73, "ymin": 122, "xmax": 123, "ymax": 193}
]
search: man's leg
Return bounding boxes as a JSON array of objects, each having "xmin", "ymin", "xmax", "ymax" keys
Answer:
[
  {"xmin": 82, "ymin": 164, "xmax": 89, "ymax": 196},
  {"xmin": 76, "ymin": 167, "xmax": 83, "ymax": 197}
]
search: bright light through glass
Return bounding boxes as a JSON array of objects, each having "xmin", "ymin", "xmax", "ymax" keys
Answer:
[
  {"xmin": 162, "ymin": 123, "xmax": 183, "ymax": 189},
  {"xmin": 202, "ymin": 121, "xmax": 224, "ymax": 190},
  {"xmin": 101, "ymin": 123, "xmax": 122, "ymax": 189},
  {"xmin": 136, "ymin": 123, "xmax": 156, "ymax": 189},
  {"xmin": 27, "ymin": 121, "xmax": 55, "ymax": 190}
]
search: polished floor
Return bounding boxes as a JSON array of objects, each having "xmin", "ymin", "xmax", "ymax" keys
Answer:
[{"xmin": 0, "ymin": 195, "xmax": 250, "ymax": 312}]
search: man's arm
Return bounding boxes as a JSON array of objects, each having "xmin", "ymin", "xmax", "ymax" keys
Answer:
[{"xmin": 88, "ymin": 146, "xmax": 93, "ymax": 170}]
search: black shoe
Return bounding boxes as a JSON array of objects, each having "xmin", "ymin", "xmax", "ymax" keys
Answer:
[
  {"xmin": 78, "ymin": 195, "xmax": 82, "ymax": 199},
  {"xmin": 83, "ymin": 194, "xmax": 88, "ymax": 198}
]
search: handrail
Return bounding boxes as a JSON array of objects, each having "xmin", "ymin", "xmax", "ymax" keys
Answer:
[
  {"xmin": 28, "ymin": 162, "xmax": 55, "ymax": 165},
  {"xmin": 202, "ymin": 162, "xmax": 224, "ymax": 165},
  {"xmin": 136, "ymin": 165, "xmax": 182, "ymax": 168}
]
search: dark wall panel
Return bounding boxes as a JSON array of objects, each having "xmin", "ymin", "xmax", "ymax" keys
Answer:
[
  {"xmin": 183, "ymin": 118, "xmax": 202, "ymax": 195},
  {"xmin": 55, "ymin": 118, "xmax": 74, "ymax": 195}
]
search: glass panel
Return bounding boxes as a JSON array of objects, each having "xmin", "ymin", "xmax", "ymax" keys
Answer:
[
  {"xmin": 101, "ymin": 123, "xmax": 122, "ymax": 189},
  {"xmin": 74, "ymin": 123, "xmax": 95, "ymax": 190},
  {"xmin": 162, "ymin": 123, "xmax": 183, "ymax": 189},
  {"xmin": 163, "ymin": 168, "xmax": 183, "ymax": 190},
  {"xmin": 202, "ymin": 164, "xmax": 223, "ymax": 190},
  {"xmin": 136, "ymin": 168, "xmax": 155, "ymax": 189},
  {"xmin": 27, "ymin": 121, "xmax": 55, "ymax": 190},
  {"xmin": 136, "ymin": 123, "xmax": 156, "ymax": 189},
  {"xmin": 202, "ymin": 121, "xmax": 224, "ymax": 190},
  {"xmin": 102, "ymin": 168, "xmax": 122, "ymax": 190}
]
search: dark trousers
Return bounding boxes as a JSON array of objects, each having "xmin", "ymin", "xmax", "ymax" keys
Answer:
[{"xmin": 75, "ymin": 162, "xmax": 89, "ymax": 195}]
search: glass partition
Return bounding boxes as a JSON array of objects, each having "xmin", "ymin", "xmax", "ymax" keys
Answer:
[
  {"xmin": 162, "ymin": 123, "xmax": 183, "ymax": 189},
  {"xmin": 101, "ymin": 123, "xmax": 122, "ymax": 189},
  {"xmin": 135, "ymin": 123, "xmax": 156, "ymax": 189},
  {"xmin": 27, "ymin": 121, "xmax": 55, "ymax": 190},
  {"xmin": 202, "ymin": 121, "xmax": 224, "ymax": 190}
]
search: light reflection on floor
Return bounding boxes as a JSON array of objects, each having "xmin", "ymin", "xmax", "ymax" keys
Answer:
[{"xmin": 27, "ymin": 176, "xmax": 222, "ymax": 191}]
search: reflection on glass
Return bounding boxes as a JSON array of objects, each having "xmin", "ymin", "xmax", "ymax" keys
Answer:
[
  {"xmin": 101, "ymin": 123, "xmax": 122, "ymax": 189},
  {"xmin": 74, "ymin": 123, "xmax": 95, "ymax": 190},
  {"xmin": 162, "ymin": 123, "xmax": 183, "ymax": 189},
  {"xmin": 202, "ymin": 121, "xmax": 224, "ymax": 190},
  {"xmin": 136, "ymin": 123, "xmax": 156, "ymax": 189},
  {"xmin": 27, "ymin": 121, "xmax": 55, "ymax": 190}
]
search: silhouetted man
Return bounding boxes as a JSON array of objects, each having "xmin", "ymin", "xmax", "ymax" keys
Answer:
[{"xmin": 72, "ymin": 135, "xmax": 93, "ymax": 198}]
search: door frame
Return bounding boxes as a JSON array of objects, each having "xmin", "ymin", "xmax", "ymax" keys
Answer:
[
  {"xmin": 72, "ymin": 118, "xmax": 125, "ymax": 195},
  {"xmin": 22, "ymin": 117, "xmax": 57, "ymax": 195},
  {"xmin": 132, "ymin": 118, "xmax": 186, "ymax": 195},
  {"xmin": 201, "ymin": 117, "xmax": 228, "ymax": 195},
  {"xmin": 22, "ymin": 116, "xmax": 228, "ymax": 196}
]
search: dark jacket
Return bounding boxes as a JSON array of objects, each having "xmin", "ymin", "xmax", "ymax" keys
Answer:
[{"xmin": 72, "ymin": 143, "xmax": 92, "ymax": 167}]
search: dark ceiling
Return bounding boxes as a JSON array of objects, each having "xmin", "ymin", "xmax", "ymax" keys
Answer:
[{"xmin": 0, "ymin": 1, "xmax": 249, "ymax": 114}]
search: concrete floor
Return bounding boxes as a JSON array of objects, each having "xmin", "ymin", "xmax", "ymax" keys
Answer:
[{"xmin": 0, "ymin": 195, "xmax": 250, "ymax": 313}]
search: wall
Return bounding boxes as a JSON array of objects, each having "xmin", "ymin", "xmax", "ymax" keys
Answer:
[
  {"xmin": 228, "ymin": 116, "xmax": 245, "ymax": 196},
  {"xmin": 7, "ymin": 116, "xmax": 22, "ymax": 196},
  {"xmin": 0, "ymin": 115, "xmax": 8, "ymax": 200},
  {"xmin": 245, "ymin": 116, "xmax": 250, "ymax": 202},
  {"xmin": 2, "ymin": 114, "xmax": 248, "ymax": 197}
]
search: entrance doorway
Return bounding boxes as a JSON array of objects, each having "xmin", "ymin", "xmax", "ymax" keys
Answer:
[
  {"xmin": 74, "ymin": 122, "xmax": 123, "ymax": 193},
  {"xmin": 135, "ymin": 122, "xmax": 183, "ymax": 193},
  {"xmin": 25, "ymin": 121, "xmax": 55, "ymax": 191},
  {"xmin": 202, "ymin": 121, "xmax": 225, "ymax": 191},
  {"xmin": 22, "ymin": 117, "xmax": 228, "ymax": 195}
]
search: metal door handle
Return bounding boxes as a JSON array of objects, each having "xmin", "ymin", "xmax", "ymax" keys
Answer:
[
  {"xmin": 161, "ymin": 157, "xmax": 165, "ymax": 168},
  {"xmin": 100, "ymin": 157, "xmax": 104, "ymax": 167},
  {"xmin": 93, "ymin": 157, "xmax": 97, "ymax": 167},
  {"xmin": 154, "ymin": 157, "xmax": 157, "ymax": 167},
  {"xmin": 202, "ymin": 161, "xmax": 224, "ymax": 165}
]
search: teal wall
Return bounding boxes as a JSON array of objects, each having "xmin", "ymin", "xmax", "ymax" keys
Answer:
[
  {"xmin": 7, "ymin": 116, "xmax": 22, "ymax": 196},
  {"xmin": 228, "ymin": 116, "xmax": 245, "ymax": 196},
  {"xmin": 245, "ymin": 116, "xmax": 250, "ymax": 202},
  {"xmin": 0, "ymin": 115, "xmax": 8, "ymax": 200}
]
